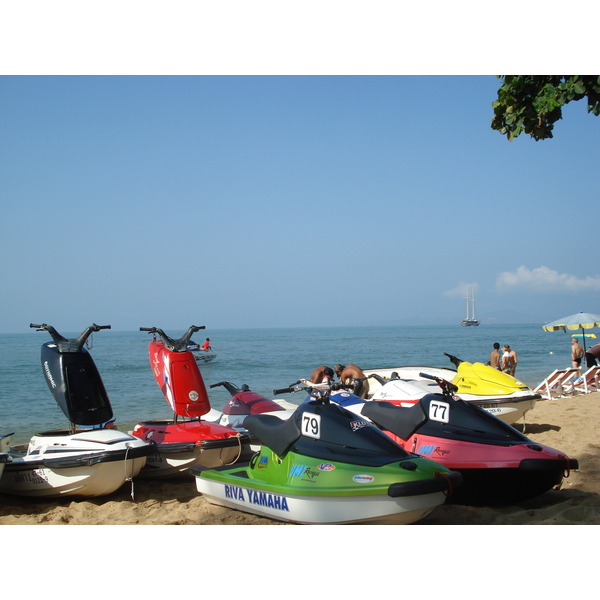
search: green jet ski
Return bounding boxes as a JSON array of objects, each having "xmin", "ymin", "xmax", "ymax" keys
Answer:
[{"xmin": 191, "ymin": 382, "xmax": 462, "ymax": 525}]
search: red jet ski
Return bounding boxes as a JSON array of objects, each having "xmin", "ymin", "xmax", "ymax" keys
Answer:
[
  {"xmin": 131, "ymin": 326, "xmax": 253, "ymax": 478},
  {"xmin": 208, "ymin": 381, "xmax": 296, "ymax": 428},
  {"xmin": 207, "ymin": 381, "xmax": 297, "ymax": 450},
  {"xmin": 361, "ymin": 373, "xmax": 579, "ymax": 505}
]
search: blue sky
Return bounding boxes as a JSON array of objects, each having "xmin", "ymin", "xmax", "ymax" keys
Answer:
[
  {"xmin": 2, "ymin": 74, "xmax": 598, "ymax": 333},
  {"xmin": 1, "ymin": 6, "xmax": 599, "ymax": 334}
]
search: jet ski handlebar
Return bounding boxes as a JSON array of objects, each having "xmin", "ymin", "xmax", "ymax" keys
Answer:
[
  {"xmin": 139, "ymin": 325, "xmax": 206, "ymax": 352},
  {"xmin": 367, "ymin": 373, "xmax": 398, "ymax": 385},
  {"xmin": 30, "ymin": 323, "xmax": 111, "ymax": 353},
  {"xmin": 443, "ymin": 352, "xmax": 463, "ymax": 367},
  {"xmin": 419, "ymin": 372, "xmax": 459, "ymax": 396},
  {"xmin": 210, "ymin": 381, "xmax": 251, "ymax": 396},
  {"xmin": 273, "ymin": 381, "xmax": 354, "ymax": 403}
]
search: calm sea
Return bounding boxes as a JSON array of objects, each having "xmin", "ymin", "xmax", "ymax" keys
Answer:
[{"xmin": 0, "ymin": 324, "xmax": 582, "ymax": 445}]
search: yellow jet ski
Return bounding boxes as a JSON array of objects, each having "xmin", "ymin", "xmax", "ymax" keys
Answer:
[{"xmin": 363, "ymin": 353, "xmax": 540, "ymax": 426}]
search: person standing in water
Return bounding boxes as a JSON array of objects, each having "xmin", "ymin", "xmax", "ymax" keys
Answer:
[
  {"xmin": 489, "ymin": 342, "xmax": 501, "ymax": 370},
  {"xmin": 501, "ymin": 345, "xmax": 518, "ymax": 376}
]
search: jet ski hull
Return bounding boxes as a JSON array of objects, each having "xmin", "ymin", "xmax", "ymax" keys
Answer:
[
  {"xmin": 193, "ymin": 451, "xmax": 461, "ymax": 525},
  {"xmin": 131, "ymin": 420, "xmax": 253, "ymax": 478},
  {"xmin": 466, "ymin": 396, "xmax": 537, "ymax": 424},
  {"xmin": 191, "ymin": 351, "xmax": 217, "ymax": 364},
  {"xmin": 362, "ymin": 393, "xmax": 578, "ymax": 506},
  {"xmin": 0, "ymin": 429, "xmax": 152, "ymax": 498},
  {"xmin": 192, "ymin": 397, "xmax": 463, "ymax": 525},
  {"xmin": 0, "ymin": 433, "xmax": 11, "ymax": 481},
  {"xmin": 194, "ymin": 474, "xmax": 448, "ymax": 524},
  {"xmin": 393, "ymin": 432, "xmax": 577, "ymax": 505}
]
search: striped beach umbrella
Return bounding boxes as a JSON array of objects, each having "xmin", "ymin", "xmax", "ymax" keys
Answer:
[{"xmin": 542, "ymin": 311, "xmax": 600, "ymax": 351}]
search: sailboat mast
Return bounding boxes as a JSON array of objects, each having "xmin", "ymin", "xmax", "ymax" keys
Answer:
[
  {"xmin": 465, "ymin": 287, "xmax": 470, "ymax": 319},
  {"xmin": 460, "ymin": 285, "xmax": 481, "ymax": 326}
]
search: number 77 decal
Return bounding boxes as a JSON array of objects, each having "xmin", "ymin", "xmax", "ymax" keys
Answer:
[{"xmin": 428, "ymin": 401, "xmax": 450, "ymax": 423}]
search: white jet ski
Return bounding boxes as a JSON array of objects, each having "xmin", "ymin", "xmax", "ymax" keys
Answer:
[{"xmin": 0, "ymin": 323, "xmax": 153, "ymax": 498}]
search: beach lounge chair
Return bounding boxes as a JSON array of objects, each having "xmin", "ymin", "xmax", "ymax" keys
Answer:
[
  {"xmin": 563, "ymin": 365, "xmax": 600, "ymax": 395},
  {"xmin": 533, "ymin": 368, "xmax": 582, "ymax": 400}
]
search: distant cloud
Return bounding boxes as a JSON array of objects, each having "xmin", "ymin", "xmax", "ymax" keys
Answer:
[
  {"xmin": 443, "ymin": 282, "xmax": 478, "ymax": 298},
  {"xmin": 496, "ymin": 266, "xmax": 600, "ymax": 293}
]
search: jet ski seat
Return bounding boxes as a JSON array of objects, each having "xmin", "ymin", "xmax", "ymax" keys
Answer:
[
  {"xmin": 243, "ymin": 413, "xmax": 302, "ymax": 457},
  {"xmin": 362, "ymin": 401, "xmax": 427, "ymax": 440}
]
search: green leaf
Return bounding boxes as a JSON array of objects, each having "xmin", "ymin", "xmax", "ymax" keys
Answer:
[{"xmin": 491, "ymin": 75, "xmax": 599, "ymax": 141}]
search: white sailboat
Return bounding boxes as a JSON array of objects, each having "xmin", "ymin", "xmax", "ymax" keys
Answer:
[{"xmin": 460, "ymin": 286, "xmax": 481, "ymax": 326}]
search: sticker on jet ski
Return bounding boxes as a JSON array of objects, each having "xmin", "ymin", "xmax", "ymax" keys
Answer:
[{"xmin": 224, "ymin": 484, "xmax": 291, "ymax": 512}]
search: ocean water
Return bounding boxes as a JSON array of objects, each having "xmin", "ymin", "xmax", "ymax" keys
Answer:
[{"xmin": 0, "ymin": 324, "xmax": 582, "ymax": 445}]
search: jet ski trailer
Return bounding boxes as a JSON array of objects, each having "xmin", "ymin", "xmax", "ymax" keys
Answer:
[
  {"xmin": 0, "ymin": 324, "xmax": 152, "ymax": 498},
  {"xmin": 192, "ymin": 382, "xmax": 462, "ymax": 525}
]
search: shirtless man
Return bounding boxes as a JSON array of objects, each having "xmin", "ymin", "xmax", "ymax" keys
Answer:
[
  {"xmin": 571, "ymin": 338, "xmax": 585, "ymax": 369},
  {"xmin": 309, "ymin": 365, "xmax": 334, "ymax": 384},
  {"xmin": 334, "ymin": 363, "xmax": 368, "ymax": 399},
  {"xmin": 489, "ymin": 342, "xmax": 501, "ymax": 370}
]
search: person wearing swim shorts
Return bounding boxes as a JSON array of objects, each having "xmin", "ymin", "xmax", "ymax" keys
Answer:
[
  {"xmin": 572, "ymin": 337, "xmax": 585, "ymax": 369},
  {"xmin": 584, "ymin": 343, "xmax": 600, "ymax": 368},
  {"xmin": 501, "ymin": 345, "xmax": 517, "ymax": 376}
]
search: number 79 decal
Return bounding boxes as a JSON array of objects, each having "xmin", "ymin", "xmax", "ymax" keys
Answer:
[
  {"xmin": 301, "ymin": 413, "xmax": 321, "ymax": 439},
  {"xmin": 429, "ymin": 400, "xmax": 450, "ymax": 423}
]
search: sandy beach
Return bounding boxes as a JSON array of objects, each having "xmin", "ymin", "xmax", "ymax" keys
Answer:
[{"xmin": 1, "ymin": 391, "xmax": 599, "ymax": 526}]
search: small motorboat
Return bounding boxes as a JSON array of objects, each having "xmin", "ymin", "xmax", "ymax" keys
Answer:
[
  {"xmin": 192, "ymin": 382, "xmax": 462, "ymax": 525},
  {"xmin": 132, "ymin": 327, "xmax": 253, "ymax": 478},
  {"xmin": 188, "ymin": 339, "xmax": 217, "ymax": 364},
  {"xmin": 0, "ymin": 324, "xmax": 153, "ymax": 498},
  {"xmin": 361, "ymin": 373, "xmax": 579, "ymax": 505},
  {"xmin": 363, "ymin": 353, "xmax": 541, "ymax": 425}
]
